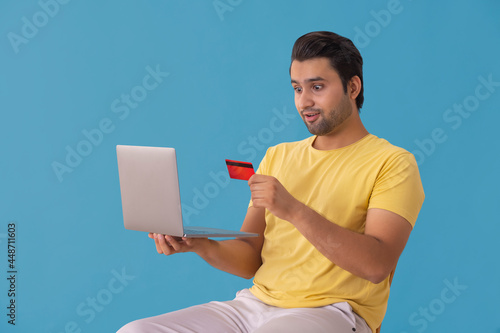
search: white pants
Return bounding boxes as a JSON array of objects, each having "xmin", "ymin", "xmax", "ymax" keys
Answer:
[{"xmin": 117, "ymin": 289, "xmax": 371, "ymax": 333}]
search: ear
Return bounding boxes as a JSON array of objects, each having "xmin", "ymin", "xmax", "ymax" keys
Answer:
[{"xmin": 348, "ymin": 76, "xmax": 362, "ymax": 101}]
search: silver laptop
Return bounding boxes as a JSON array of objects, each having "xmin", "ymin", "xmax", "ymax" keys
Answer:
[{"xmin": 116, "ymin": 145, "xmax": 258, "ymax": 238}]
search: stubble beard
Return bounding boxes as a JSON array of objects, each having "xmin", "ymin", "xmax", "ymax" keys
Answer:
[{"xmin": 303, "ymin": 95, "xmax": 353, "ymax": 136}]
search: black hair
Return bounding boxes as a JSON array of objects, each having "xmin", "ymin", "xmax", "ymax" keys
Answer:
[{"xmin": 291, "ymin": 31, "xmax": 364, "ymax": 110}]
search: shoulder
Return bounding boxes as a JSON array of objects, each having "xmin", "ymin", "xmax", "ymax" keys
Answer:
[
  {"xmin": 365, "ymin": 134, "xmax": 408, "ymax": 154},
  {"xmin": 363, "ymin": 135, "xmax": 416, "ymax": 164},
  {"xmin": 351, "ymin": 135, "xmax": 421, "ymax": 184}
]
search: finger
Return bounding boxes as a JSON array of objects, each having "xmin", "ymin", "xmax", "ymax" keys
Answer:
[
  {"xmin": 165, "ymin": 235, "xmax": 182, "ymax": 252},
  {"xmin": 249, "ymin": 184, "xmax": 268, "ymax": 198},
  {"xmin": 157, "ymin": 234, "xmax": 175, "ymax": 255},
  {"xmin": 248, "ymin": 174, "xmax": 268, "ymax": 185},
  {"xmin": 148, "ymin": 232, "xmax": 155, "ymax": 239},
  {"xmin": 250, "ymin": 177, "xmax": 276, "ymax": 190},
  {"xmin": 251, "ymin": 199, "xmax": 266, "ymax": 209},
  {"xmin": 248, "ymin": 174, "xmax": 257, "ymax": 184},
  {"xmin": 182, "ymin": 237, "xmax": 192, "ymax": 246},
  {"xmin": 250, "ymin": 187, "xmax": 271, "ymax": 201},
  {"xmin": 153, "ymin": 234, "xmax": 163, "ymax": 254}
]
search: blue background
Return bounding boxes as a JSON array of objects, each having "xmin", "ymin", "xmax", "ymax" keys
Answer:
[{"xmin": 1, "ymin": 0, "xmax": 499, "ymax": 332}]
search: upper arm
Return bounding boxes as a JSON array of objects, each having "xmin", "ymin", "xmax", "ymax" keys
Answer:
[
  {"xmin": 363, "ymin": 152, "xmax": 424, "ymax": 278},
  {"xmin": 238, "ymin": 206, "xmax": 266, "ymax": 257},
  {"xmin": 364, "ymin": 208, "xmax": 413, "ymax": 274}
]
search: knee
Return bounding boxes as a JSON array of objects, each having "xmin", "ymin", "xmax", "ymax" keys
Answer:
[{"xmin": 116, "ymin": 319, "xmax": 152, "ymax": 333}]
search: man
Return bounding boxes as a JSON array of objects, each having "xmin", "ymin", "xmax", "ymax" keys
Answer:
[{"xmin": 117, "ymin": 31, "xmax": 424, "ymax": 333}]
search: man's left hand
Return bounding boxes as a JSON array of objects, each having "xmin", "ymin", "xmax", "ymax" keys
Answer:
[{"xmin": 248, "ymin": 174, "xmax": 302, "ymax": 222}]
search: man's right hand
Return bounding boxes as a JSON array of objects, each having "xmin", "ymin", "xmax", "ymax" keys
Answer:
[
  {"xmin": 148, "ymin": 233, "xmax": 210, "ymax": 256},
  {"xmin": 145, "ymin": 207, "xmax": 265, "ymax": 279}
]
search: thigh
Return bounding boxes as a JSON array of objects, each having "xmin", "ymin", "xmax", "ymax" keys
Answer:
[
  {"xmin": 116, "ymin": 303, "xmax": 242, "ymax": 333},
  {"xmin": 253, "ymin": 302, "xmax": 371, "ymax": 333},
  {"xmin": 116, "ymin": 290, "xmax": 265, "ymax": 333}
]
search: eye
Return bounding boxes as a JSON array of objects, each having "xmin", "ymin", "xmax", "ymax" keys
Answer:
[
  {"xmin": 313, "ymin": 85, "xmax": 322, "ymax": 91},
  {"xmin": 294, "ymin": 86, "xmax": 302, "ymax": 93}
]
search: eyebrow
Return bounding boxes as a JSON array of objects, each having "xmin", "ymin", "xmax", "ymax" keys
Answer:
[{"xmin": 291, "ymin": 76, "xmax": 326, "ymax": 84}]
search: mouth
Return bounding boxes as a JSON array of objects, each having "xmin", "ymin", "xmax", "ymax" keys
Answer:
[{"xmin": 303, "ymin": 111, "xmax": 321, "ymax": 122}]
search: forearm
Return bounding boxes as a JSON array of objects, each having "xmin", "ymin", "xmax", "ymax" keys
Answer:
[
  {"xmin": 153, "ymin": 207, "xmax": 265, "ymax": 279},
  {"xmin": 195, "ymin": 238, "xmax": 262, "ymax": 279},
  {"xmin": 249, "ymin": 175, "xmax": 411, "ymax": 284},
  {"xmin": 290, "ymin": 204, "xmax": 396, "ymax": 283}
]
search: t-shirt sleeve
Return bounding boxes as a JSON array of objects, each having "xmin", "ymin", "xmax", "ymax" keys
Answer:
[{"xmin": 368, "ymin": 152, "xmax": 425, "ymax": 227}]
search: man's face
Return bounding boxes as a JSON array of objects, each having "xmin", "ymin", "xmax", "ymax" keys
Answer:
[{"xmin": 290, "ymin": 57, "xmax": 354, "ymax": 136}]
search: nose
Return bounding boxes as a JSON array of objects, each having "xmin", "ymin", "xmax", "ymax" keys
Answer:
[{"xmin": 297, "ymin": 89, "xmax": 314, "ymax": 111}]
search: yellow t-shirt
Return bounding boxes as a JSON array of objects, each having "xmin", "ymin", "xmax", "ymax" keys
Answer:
[{"xmin": 249, "ymin": 134, "xmax": 425, "ymax": 332}]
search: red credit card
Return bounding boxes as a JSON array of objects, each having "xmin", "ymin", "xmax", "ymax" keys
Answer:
[{"xmin": 225, "ymin": 159, "xmax": 255, "ymax": 180}]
